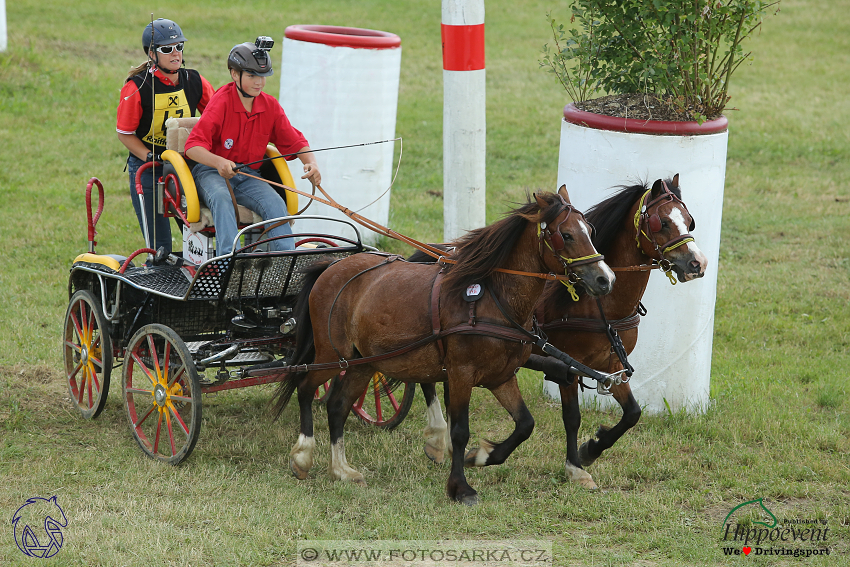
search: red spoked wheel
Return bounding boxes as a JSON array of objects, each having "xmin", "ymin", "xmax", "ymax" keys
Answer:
[
  {"xmin": 63, "ymin": 290, "xmax": 113, "ymax": 419},
  {"xmin": 352, "ymin": 373, "xmax": 415, "ymax": 431},
  {"xmin": 122, "ymin": 324, "xmax": 202, "ymax": 465}
]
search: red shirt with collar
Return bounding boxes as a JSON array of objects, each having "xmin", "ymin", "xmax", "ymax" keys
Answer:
[{"xmin": 184, "ymin": 82, "xmax": 308, "ymax": 165}]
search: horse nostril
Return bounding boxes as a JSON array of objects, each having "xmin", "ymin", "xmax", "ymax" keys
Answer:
[
  {"xmin": 689, "ymin": 260, "xmax": 701, "ymax": 272},
  {"xmin": 596, "ymin": 276, "xmax": 610, "ymax": 292}
]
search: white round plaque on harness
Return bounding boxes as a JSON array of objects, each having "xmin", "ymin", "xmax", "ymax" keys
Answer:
[{"xmin": 464, "ymin": 283, "xmax": 483, "ymax": 302}]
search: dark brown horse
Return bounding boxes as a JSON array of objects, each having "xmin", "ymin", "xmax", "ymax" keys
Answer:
[
  {"xmin": 418, "ymin": 176, "xmax": 707, "ymax": 489},
  {"xmin": 271, "ymin": 187, "xmax": 615, "ymax": 504}
]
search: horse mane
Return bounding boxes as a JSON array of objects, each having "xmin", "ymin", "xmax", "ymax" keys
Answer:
[
  {"xmin": 440, "ymin": 191, "xmax": 566, "ymax": 295},
  {"xmin": 586, "ymin": 177, "xmax": 682, "ymax": 256},
  {"xmin": 543, "ymin": 177, "xmax": 681, "ymax": 313}
]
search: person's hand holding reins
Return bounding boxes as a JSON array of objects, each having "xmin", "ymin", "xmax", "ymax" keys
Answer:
[
  {"xmin": 302, "ymin": 163, "xmax": 321, "ymax": 186},
  {"xmin": 215, "ymin": 156, "xmax": 238, "ymax": 180}
]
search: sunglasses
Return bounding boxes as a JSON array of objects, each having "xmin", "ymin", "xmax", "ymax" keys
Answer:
[{"xmin": 155, "ymin": 43, "xmax": 184, "ymax": 54}]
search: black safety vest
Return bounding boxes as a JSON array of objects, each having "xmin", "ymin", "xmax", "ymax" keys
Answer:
[{"xmin": 130, "ymin": 68, "xmax": 204, "ymax": 154}]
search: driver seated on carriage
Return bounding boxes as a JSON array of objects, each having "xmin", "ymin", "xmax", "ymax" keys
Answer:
[{"xmin": 183, "ymin": 38, "xmax": 322, "ymax": 255}]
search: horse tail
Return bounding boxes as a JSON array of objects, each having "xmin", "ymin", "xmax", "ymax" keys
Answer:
[{"xmin": 271, "ymin": 258, "xmax": 337, "ymax": 419}]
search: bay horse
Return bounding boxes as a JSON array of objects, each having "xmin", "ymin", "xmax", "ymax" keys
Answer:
[
  {"xmin": 271, "ymin": 187, "xmax": 615, "ymax": 504},
  {"xmin": 417, "ymin": 175, "xmax": 707, "ymax": 489}
]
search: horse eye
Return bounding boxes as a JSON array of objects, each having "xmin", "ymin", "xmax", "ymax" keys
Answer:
[
  {"xmin": 661, "ymin": 220, "xmax": 669, "ymax": 229},
  {"xmin": 561, "ymin": 232, "xmax": 573, "ymax": 241}
]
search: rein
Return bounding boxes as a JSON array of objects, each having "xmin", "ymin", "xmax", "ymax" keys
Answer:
[{"xmin": 237, "ymin": 170, "xmax": 602, "ymax": 284}]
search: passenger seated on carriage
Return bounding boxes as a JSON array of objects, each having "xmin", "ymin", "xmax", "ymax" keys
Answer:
[
  {"xmin": 116, "ymin": 18, "xmax": 216, "ymax": 257},
  {"xmin": 184, "ymin": 38, "xmax": 321, "ymax": 255}
]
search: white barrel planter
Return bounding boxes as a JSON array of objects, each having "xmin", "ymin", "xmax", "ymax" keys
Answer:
[
  {"xmin": 279, "ymin": 25, "xmax": 401, "ymax": 244},
  {"xmin": 543, "ymin": 104, "xmax": 729, "ymax": 414}
]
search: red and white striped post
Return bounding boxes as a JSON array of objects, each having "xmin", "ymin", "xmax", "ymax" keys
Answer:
[{"xmin": 442, "ymin": 0, "xmax": 486, "ymax": 241}]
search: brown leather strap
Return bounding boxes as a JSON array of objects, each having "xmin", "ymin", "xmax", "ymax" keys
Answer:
[
  {"xmin": 540, "ymin": 312, "xmax": 641, "ymax": 334},
  {"xmin": 224, "ymin": 178, "xmax": 240, "ymax": 225},
  {"xmin": 430, "ymin": 272, "xmax": 445, "ymax": 361},
  {"xmin": 248, "ymin": 320, "xmax": 533, "ymax": 378}
]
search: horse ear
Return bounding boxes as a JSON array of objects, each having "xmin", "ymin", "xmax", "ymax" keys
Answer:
[
  {"xmin": 651, "ymin": 178, "xmax": 664, "ymax": 197},
  {"xmin": 534, "ymin": 193, "xmax": 548, "ymax": 210},
  {"xmin": 671, "ymin": 173, "xmax": 680, "ymax": 189},
  {"xmin": 557, "ymin": 184, "xmax": 571, "ymax": 203}
]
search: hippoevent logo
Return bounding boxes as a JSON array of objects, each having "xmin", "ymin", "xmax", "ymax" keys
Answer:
[
  {"xmin": 11, "ymin": 496, "xmax": 68, "ymax": 559},
  {"xmin": 720, "ymin": 498, "xmax": 830, "ymax": 558}
]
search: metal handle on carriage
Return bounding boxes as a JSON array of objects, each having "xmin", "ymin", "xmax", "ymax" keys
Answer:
[{"xmin": 86, "ymin": 178, "xmax": 105, "ymax": 253}]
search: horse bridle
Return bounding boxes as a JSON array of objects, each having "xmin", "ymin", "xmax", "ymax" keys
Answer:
[
  {"xmin": 634, "ymin": 181, "xmax": 696, "ymax": 277},
  {"xmin": 539, "ymin": 197, "xmax": 605, "ymax": 300}
]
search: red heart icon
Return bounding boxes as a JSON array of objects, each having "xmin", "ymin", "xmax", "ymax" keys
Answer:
[{"xmin": 743, "ymin": 547, "xmax": 752, "ymax": 556}]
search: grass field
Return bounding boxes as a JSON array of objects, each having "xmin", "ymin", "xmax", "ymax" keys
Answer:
[{"xmin": 1, "ymin": 0, "xmax": 849, "ymax": 565}]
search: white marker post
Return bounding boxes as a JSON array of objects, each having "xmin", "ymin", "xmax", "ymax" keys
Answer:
[
  {"xmin": 442, "ymin": 0, "xmax": 486, "ymax": 241},
  {"xmin": 1, "ymin": 0, "xmax": 7, "ymax": 52}
]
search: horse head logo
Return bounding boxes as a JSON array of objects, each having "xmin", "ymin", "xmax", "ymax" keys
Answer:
[
  {"xmin": 11, "ymin": 496, "xmax": 68, "ymax": 558},
  {"xmin": 723, "ymin": 498, "xmax": 778, "ymax": 529}
]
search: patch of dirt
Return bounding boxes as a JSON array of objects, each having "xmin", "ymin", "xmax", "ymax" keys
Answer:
[{"xmin": 575, "ymin": 93, "xmax": 722, "ymax": 122}]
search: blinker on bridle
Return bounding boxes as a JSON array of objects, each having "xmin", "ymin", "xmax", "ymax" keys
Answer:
[
  {"xmin": 634, "ymin": 180, "xmax": 696, "ymax": 284},
  {"xmin": 538, "ymin": 197, "xmax": 604, "ymax": 301}
]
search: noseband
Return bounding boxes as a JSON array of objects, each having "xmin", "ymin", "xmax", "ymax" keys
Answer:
[
  {"xmin": 539, "ymin": 197, "xmax": 604, "ymax": 300},
  {"xmin": 634, "ymin": 181, "xmax": 695, "ymax": 281}
]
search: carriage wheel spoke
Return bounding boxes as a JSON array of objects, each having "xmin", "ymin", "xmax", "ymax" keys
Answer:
[
  {"xmin": 126, "ymin": 386, "xmax": 154, "ymax": 395},
  {"xmin": 153, "ymin": 412, "xmax": 163, "ymax": 454},
  {"xmin": 383, "ymin": 383, "xmax": 401, "ymax": 412},
  {"xmin": 372, "ymin": 379, "xmax": 383, "ymax": 421},
  {"xmin": 77, "ymin": 367, "xmax": 88, "ymax": 405},
  {"xmin": 65, "ymin": 340, "xmax": 82, "ymax": 354},
  {"xmin": 69, "ymin": 310, "xmax": 84, "ymax": 346},
  {"xmin": 165, "ymin": 410, "xmax": 176, "ymax": 456},
  {"xmin": 147, "ymin": 335, "xmax": 162, "ymax": 384},
  {"xmin": 168, "ymin": 405, "xmax": 190, "ymax": 437},
  {"xmin": 68, "ymin": 361, "xmax": 82, "ymax": 382},
  {"xmin": 167, "ymin": 366, "xmax": 187, "ymax": 390},
  {"xmin": 131, "ymin": 352, "xmax": 159, "ymax": 387},
  {"xmin": 134, "ymin": 404, "xmax": 157, "ymax": 429}
]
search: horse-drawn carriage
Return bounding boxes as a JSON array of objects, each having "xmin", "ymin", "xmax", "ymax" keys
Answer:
[
  {"xmin": 63, "ymin": 126, "xmax": 414, "ymax": 465},
  {"xmin": 63, "ymin": 120, "xmax": 706, "ymax": 502}
]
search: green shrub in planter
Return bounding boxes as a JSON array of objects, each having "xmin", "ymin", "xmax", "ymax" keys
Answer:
[{"xmin": 541, "ymin": 0, "xmax": 780, "ymax": 122}]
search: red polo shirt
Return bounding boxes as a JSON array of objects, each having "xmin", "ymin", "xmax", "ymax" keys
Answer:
[{"xmin": 184, "ymin": 82, "xmax": 308, "ymax": 165}]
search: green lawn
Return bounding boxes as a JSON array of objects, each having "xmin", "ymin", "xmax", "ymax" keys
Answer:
[{"xmin": 1, "ymin": 0, "xmax": 848, "ymax": 565}]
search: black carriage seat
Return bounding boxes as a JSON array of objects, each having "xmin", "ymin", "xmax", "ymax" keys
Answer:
[{"xmin": 159, "ymin": 117, "xmax": 299, "ymax": 247}]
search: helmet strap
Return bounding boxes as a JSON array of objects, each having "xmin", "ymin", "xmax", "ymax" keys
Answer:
[{"xmin": 233, "ymin": 71, "xmax": 257, "ymax": 99}]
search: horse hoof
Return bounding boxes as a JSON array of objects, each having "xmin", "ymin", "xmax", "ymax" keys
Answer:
[
  {"xmin": 290, "ymin": 459, "xmax": 309, "ymax": 480},
  {"xmin": 578, "ymin": 442, "xmax": 597, "ymax": 468},
  {"xmin": 351, "ymin": 475, "xmax": 367, "ymax": 487},
  {"xmin": 459, "ymin": 493, "xmax": 479, "ymax": 506},
  {"xmin": 464, "ymin": 440, "xmax": 494, "ymax": 467},
  {"xmin": 424, "ymin": 443, "xmax": 446, "ymax": 465},
  {"xmin": 565, "ymin": 462, "xmax": 598, "ymax": 490}
]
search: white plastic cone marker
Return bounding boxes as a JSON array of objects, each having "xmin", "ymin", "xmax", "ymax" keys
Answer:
[
  {"xmin": 279, "ymin": 26, "xmax": 401, "ymax": 245},
  {"xmin": 442, "ymin": 0, "xmax": 486, "ymax": 241},
  {"xmin": 543, "ymin": 106, "xmax": 729, "ymax": 414}
]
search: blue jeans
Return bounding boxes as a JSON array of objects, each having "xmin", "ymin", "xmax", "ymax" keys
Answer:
[
  {"xmin": 127, "ymin": 155, "xmax": 173, "ymax": 254},
  {"xmin": 192, "ymin": 164, "xmax": 294, "ymax": 255}
]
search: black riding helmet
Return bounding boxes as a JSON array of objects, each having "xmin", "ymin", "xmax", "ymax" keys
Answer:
[
  {"xmin": 228, "ymin": 42, "xmax": 274, "ymax": 77},
  {"xmin": 142, "ymin": 18, "xmax": 187, "ymax": 54}
]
